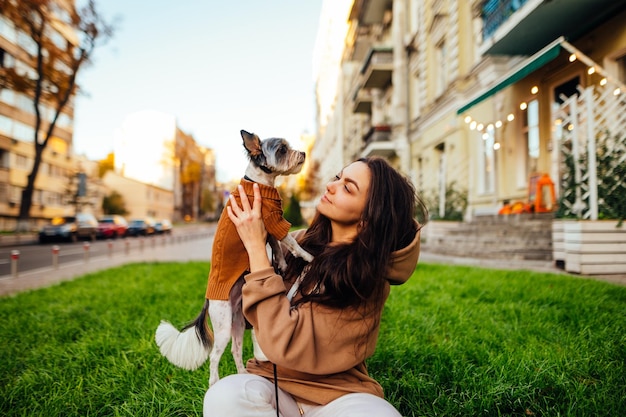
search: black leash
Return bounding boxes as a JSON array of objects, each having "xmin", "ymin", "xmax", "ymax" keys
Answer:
[{"xmin": 273, "ymin": 364, "xmax": 279, "ymax": 417}]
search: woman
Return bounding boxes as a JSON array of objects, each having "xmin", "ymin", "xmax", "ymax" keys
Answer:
[{"xmin": 204, "ymin": 157, "xmax": 427, "ymax": 416}]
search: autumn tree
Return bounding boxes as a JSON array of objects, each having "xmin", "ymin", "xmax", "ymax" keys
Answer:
[
  {"xmin": 0, "ymin": 0, "xmax": 113, "ymax": 231},
  {"xmin": 97, "ymin": 152, "xmax": 115, "ymax": 178}
]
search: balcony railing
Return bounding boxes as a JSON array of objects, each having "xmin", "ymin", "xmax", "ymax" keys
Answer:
[
  {"xmin": 482, "ymin": 0, "xmax": 529, "ymax": 39},
  {"xmin": 361, "ymin": 125, "xmax": 396, "ymax": 157},
  {"xmin": 352, "ymin": 87, "xmax": 372, "ymax": 114}
]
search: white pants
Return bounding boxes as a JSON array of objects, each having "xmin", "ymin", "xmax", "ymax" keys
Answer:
[{"xmin": 203, "ymin": 373, "xmax": 402, "ymax": 417}]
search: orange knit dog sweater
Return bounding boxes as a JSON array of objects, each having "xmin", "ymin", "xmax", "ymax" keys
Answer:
[{"xmin": 205, "ymin": 179, "xmax": 291, "ymax": 300}]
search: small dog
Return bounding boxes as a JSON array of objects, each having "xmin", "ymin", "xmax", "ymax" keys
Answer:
[{"xmin": 155, "ymin": 129, "xmax": 313, "ymax": 386}]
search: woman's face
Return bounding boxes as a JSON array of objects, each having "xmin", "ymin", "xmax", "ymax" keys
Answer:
[{"xmin": 317, "ymin": 161, "xmax": 371, "ymax": 227}]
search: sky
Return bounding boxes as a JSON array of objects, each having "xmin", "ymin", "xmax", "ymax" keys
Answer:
[{"xmin": 72, "ymin": 1, "xmax": 323, "ymax": 183}]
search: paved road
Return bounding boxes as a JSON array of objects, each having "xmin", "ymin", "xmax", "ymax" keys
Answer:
[{"xmin": 1, "ymin": 225, "xmax": 624, "ymax": 297}]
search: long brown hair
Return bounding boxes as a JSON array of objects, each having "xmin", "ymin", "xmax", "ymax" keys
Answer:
[{"xmin": 284, "ymin": 157, "xmax": 428, "ymax": 309}]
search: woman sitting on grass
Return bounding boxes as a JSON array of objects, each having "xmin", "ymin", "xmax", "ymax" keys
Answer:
[{"xmin": 204, "ymin": 157, "xmax": 428, "ymax": 417}]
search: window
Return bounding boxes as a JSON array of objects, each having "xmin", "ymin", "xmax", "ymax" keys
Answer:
[
  {"xmin": 9, "ymin": 185, "xmax": 22, "ymax": 203},
  {"xmin": 0, "ymin": 88, "xmax": 15, "ymax": 105},
  {"xmin": 16, "ymin": 30, "xmax": 37, "ymax": 56},
  {"xmin": 0, "ymin": 149, "xmax": 9, "ymax": 169},
  {"xmin": 435, "ymin": 40, "xmax": 448, "ymax": 97},
  {"xmin": 0, "ymin": 16, "xmax": 16, "ymax": 42},
  {"xmin": 0, "ymin": 48, "xmax": 15, "ymax": 69},
  {"xmin": 13, "ymin": 120, "xmax": 35, "ymax": 142},
  {"xmin": 14, "ymin": 154, "xmax": 30, "ymax": 170},
  {"xmin": 519, "ymin": 99, "xmax": 539, "ymax": 185},
  {"xmin": 0, "ymin": 183, "xmax": 7, "ymax": 203}
]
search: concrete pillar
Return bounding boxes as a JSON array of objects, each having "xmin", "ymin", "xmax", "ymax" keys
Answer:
[{"xmin": 392, "ymin": 0, "xmax": 410, "ymax": 173}]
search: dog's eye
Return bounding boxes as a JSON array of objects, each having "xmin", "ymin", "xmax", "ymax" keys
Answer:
[{"xmin": 279, "ymin": 145, "xmax": 287, "ymax": 155}]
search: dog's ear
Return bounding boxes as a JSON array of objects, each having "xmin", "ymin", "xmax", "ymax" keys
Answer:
[{"xmin": 241, "ymin": 130, "xmax": 263, "ymax": 158}]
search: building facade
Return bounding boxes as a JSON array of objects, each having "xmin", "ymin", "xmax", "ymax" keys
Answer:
[{"xmin": 312, "ymin": 0, "xmax": 626, "ymax": 220}]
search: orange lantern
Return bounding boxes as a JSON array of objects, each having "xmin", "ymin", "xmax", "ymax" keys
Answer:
[{"xmin": 533, "ymin": 173, "xmax": 557, "ymax": 213}]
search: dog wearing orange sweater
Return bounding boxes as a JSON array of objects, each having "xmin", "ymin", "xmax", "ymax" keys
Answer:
[{"xmin": 155, "ymin": 130, "xmax": 312, "ymax": 386}]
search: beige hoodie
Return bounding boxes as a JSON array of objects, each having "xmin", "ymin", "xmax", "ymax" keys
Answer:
[{"xmin": 242, "ymin": 226, "xmax": 422, "ymax": 405}]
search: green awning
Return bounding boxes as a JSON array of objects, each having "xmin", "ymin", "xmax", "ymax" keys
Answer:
[{"xmin": 457, "ymin": 38, "xmax": 564, "ymax": 115}]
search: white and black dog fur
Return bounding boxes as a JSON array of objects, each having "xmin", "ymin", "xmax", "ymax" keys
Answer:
[{"xmin": 155, "ymin": 129, "xmax": 313, "ymax": 386}]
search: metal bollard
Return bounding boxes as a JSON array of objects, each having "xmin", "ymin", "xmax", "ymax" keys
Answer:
[
  {"xmin": 107, "ymin": 240, "xmax": 113, "ymax": 258},
  {"xmin": 10, "ymin": 250, "xmax": 19, "ymax": 278},
  {"xmin": 51, "ymin": 245, "xmax": 60, "ymax": 269},
  {"xmin": 83, "ymin": 241, "xmax": 90, "ymax": 262}
]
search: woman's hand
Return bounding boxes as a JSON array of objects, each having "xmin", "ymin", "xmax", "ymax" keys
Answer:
[{"xmin": 227, "ymin": 183, "xmax": 272, "ymax": 271}]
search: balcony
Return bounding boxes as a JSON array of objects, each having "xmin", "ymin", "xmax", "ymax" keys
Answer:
[
  {"xmin": 360, "ymin": 47, "xmax": 393, "ymax": 89},
  {"xmin": 361, "ymin": 125, "xmax": 396, "ymax": 158},
  {"xmin": 480, "ymin": 0, "xmax": 626, "ymax": 55},
  {"xmin": 352, "ymin": 87, "xmax": 372, "ymax": 114},
  {"xmin": 0, "ymin": 165, "xmax": 8, "ymax": 183},
  {"xmin": 349, "ymin": 0, "xmax": 392, "ymax": 25}
]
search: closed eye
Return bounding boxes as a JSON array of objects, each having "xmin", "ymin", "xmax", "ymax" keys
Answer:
[{"xmin": 333, "ymin": 174, "xmax": 351, "ymax": 193}]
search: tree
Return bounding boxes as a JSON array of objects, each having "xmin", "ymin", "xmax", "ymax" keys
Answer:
[
  {"xmin": 98, "ymin": 152, "xmax": 115, "ymax": 178},
  {"xmin": 0, "ymin": 0, "xmax": 113, "ymax": 231},
  {"xmin": 283, "ymin": 194, "xmax": 304, "ymax": 227},
  {"xmin": 102, "ymin": 190, "xmax": 128, "ymax": 215}
]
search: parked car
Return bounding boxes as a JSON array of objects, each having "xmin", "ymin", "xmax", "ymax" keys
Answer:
[
  {"xmin": 126, "ymin": 218, "xmax": 156, "ymax": 237},
  {"xmin": 154, "ymin": 219, "xmax": 173, "ymax": 235},
  {"xmin": 38, "ymin": 213, "xmax": 98, "ymax": 243},
  {"xmin": 97, "ymin": 215, "xmax": 128, "ymax": 239}
]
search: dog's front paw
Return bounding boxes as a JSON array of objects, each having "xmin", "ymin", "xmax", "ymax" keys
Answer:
[{"xmin": 277, "ymin": 257, "xmax": 288, "ymax": 272}]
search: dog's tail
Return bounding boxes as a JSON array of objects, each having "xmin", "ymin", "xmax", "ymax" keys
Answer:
[{"xmin": 155, "ymin": 299, "xmax": 213, "ymax": 371}]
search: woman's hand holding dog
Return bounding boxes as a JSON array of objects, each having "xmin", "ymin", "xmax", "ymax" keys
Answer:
[{"xmin": 227, "ymin": 183, "xmax": 272, "ymax": 272}]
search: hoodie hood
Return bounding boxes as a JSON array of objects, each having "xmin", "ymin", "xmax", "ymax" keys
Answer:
[{"xmin": 386, "ymin": 221, "xmax": 422, "ymax": 285}]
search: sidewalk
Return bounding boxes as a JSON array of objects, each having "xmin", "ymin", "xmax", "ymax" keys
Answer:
[
  {"xmin": 0, "ymin": 233, "xmax": 38, "ymax": 248},
  {"xmin": 1, "ymin": 235, "xmax": 624, "ymax": 298},
  {"xmin": 418, "ymin": 251, "xmax": 626, "ymax": 287}
]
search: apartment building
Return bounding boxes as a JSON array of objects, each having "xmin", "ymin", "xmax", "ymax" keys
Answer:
[
  {"xmin": 102, "ymin": 171, "xmax": 173, "ymax": 221},
  {"xmin": 312, "ymin": 0, "xmax": 626, "ymax": 220},
  {"xmin": 0, "ymin": 1, "xmax": 84, "ymax": 230}
]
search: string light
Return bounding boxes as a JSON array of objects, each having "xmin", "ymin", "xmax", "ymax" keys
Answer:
[{"xmin": 460, "ymin": 44, "xmax": 624, "ymax": 152}]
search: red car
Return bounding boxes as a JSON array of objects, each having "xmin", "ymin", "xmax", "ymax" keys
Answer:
[{"xmin": 97, "ymin": 215, "xmax": 128, "ymax": 239}]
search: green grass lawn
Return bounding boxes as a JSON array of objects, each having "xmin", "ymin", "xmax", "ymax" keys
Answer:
[{"xmin": 0, "ymin": 262, "xmax": 624, "ymax": 416}]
